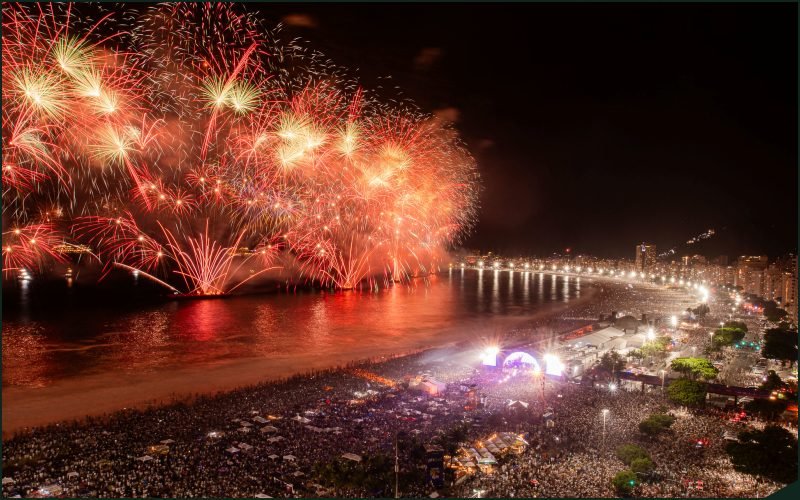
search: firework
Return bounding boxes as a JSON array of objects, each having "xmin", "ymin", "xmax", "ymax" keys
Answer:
[{"xmin": 2, "ymin": 3, "xmax": 479, "ymax": 293}]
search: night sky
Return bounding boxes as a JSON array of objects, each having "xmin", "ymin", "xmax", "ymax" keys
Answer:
[{"xmin": 265, "ymin": 2, "xmax": 797, "ymax": 259}]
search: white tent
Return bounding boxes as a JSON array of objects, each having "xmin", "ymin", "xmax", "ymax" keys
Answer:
[
  {"xmin": 267, "ymin": 436, "xmax": 284, "ymax": 443},
  {"xmin": 254, "ymin": 494, "xmax": 272, "ymax": 498},
  {"xmin": 241, "ymin": 421, "xmax": 253, "ymax": 427},
  {"xmin": 160, "ymin": 439, "xmax": 175, "ymax": 444},
  {"xmin": 253, "ymin": 416, "xmax": 268, "ymax": 424},
  {"xmin": 268, "ymin": 454, "xmax": 279, "ymax": 460},
  {"xmin": 282, "ymin": 454, "xmax": 296, "ymax": 461},
  {"xmin": 66, "ymin": 472, "xmax": 79, "ymax": 479},
  {"xmin": 341, "ymin": 453, "xmax": 362, "ymax": 463},
  {"xmin": 135, "ymin": 455, "xmax": 153, "ymax": 462},
  {"xmin": 2, "ymin": 478, "xmax": 14, "ymax": 485},
  {"xmin": 261, "ymin": 426, "xmax": 279, "ymax": 433},
  {"xmin": 226, "ymin": 447, "xmax": 240, "ymax": 454},
  {"xmin": 429, "ymin": 492, "xmax": 440, "ymax": 498},
  {"xmin": 292, "ymin": 471, "xmax": 305, "ymax": 477},
  {"xmin": 291, "ymin": 415, "xmax": 311, "ymax": 424},
  {"xmin": 239, "ymin": 443, "xmax": 253, "ymax": 451}
]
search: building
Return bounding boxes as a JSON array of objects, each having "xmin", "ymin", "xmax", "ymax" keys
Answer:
[
  {"xmin": 735, "ymin": 255, "xmax": 768, "ymax": 296},
  {"xmin": 634, "ymin": 243, "xmax": 657, "ymax": 272},
  {"xmin": 786, "ymin": 255, "xmax": 798, "ymax": 323},
  {"xmin": 764, "ymin": 263, "xmax": 789, "ymax": 303}
]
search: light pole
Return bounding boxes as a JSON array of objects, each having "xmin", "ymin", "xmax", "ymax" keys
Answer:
[
  {"xmin": 602, "ymin": 409, "xmax": 609, "ymax": 450},
  {"xmin": 661, "ymin": 370, "xmax": 666, "ymax": 391}
]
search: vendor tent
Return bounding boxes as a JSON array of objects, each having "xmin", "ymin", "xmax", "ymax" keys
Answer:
[
  {"xmin": 282, "ymin": 455, "xmax": 296, "ymax": 461},
  {"xmin": 135, "ymin": 455, "xmax": 153, "ymax": 462},
  {"xmin": 66, "ymin": 472, "xmax": 79, "ymax": 479},
  {"xmin": 226, "ymin": 447, "xmax": 240, "ymax": 454},
  {"xmin": 254, "ymin": 494, "xmax": 272, "ymax": 498},
  {"xmin": 253, "ymin": 416, "xmax": 268, "ymax": 424},
  {"xmin": 160, "ymin": 439, "xmax": 175, "ymax": 444},
  {"xmin": 341, "ymin": 453, "xmax": 363, "ymax": 463},
  {"xmin": 260, "ymin": 426, "xmax": 279, "ymax": 433},
  {"xmin": 238, "ymin": 443, "xmax": 253, "ymax": 451}
]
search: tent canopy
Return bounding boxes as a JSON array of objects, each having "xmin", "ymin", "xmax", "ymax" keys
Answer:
[{"xmin": 341, "ymin": 453, "xmax": 363, "ymax": 463}]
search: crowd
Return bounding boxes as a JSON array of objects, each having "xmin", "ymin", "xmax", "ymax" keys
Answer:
[{"xmin": 3, "ymin": 281, "xmax": 795, "ymax": 499}]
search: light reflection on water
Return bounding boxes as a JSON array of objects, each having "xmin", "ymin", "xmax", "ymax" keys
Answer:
[{"xmin": 2, "ymin": 270, "xmax": 582, "ymax": 388}]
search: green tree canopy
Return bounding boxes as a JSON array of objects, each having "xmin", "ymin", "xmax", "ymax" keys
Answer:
[
  {"xmin": 667, "ymin": 378, "xmax": 707, "ymax": 407},
  {"xmin": 616, "ymin": 444, "xmax": 649, "ymax": 465},
  {"xmin": 723, "ymin": 320, "xmax": 748, "ymax": 332},
  {"xmin": 712, "ymin": 327, "xmax": 746, "ymax": 347},
  {"xmin": 725, "ymin": 426, "xmax": 798, "ymax": 484},
  {"xmin": 641, "ymin": 336, "xmax": 672, "ymax": 357},
  {"xmin": 638, "ymin": 413, "xmax": 676, "ymax": 437},
  {"xmin": 630, "ymin": 457, "xmax": 655, "ymax": 475},
  {"xmin": 612, "ymin": 470, "xmax": 638, "ymax": 496},
  {"xmin": 670, "ymin": 357, "xmax": 719, "ymax": 380},
  {"xmin": 762, "ymin": 327, "xmax": 798, "ymax": 367}
]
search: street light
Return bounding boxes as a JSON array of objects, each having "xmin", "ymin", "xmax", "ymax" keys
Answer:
[
  {"xmin": 661, "ymin": 370, "xmax": 666, "ymax": 391},
  {"xmin": 602, "ymin": 409, "xmax": 610, "ymax": 449}
]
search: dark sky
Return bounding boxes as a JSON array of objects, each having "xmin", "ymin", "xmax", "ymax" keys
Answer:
[{"xmin": 262, "ymin": 2, "xmax": 798, "ymax": 260}]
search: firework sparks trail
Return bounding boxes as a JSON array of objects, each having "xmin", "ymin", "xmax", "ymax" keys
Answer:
[{"xmin": 2, "ymin": 3, "xmax": 480, "ymax": 293}]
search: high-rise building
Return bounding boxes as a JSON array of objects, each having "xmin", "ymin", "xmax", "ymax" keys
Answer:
[
  {"xmin": 786, "ymin": 255, "xmax": 798, "ymax": 323},
  {"xmin": 735, "ymin": 255, "xmax": 768, "ymax": 296},
  {"xmin": 635, "ymin": 243, "xmax": 657, "ymax": 272},
  {"xmin": 764, "ymin": 264, "xmax": 788, "ymax": 303}
]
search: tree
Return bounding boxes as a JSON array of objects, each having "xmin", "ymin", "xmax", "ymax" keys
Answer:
[
  {"xmin": 759, "ymin": 370, "xmax": 788, "ymax": 392},
  {"xmin": 723, "ymin": 320, "xmax": 748, "ymax": 332},
  {"xmin": 600, "ymin": 350, "xmax": 626, "ymax": 378},
  {"xmin": 763, "ymin": 302, "xmax": 788, "ymax": 323},
  {"xmin": 628, "ymin": 349, "xmax": 645, "ymax": 361},
  {"xmin": 670, "ymin": 357, "xmax": 718, "ymax": 380},
  {"xmin": 616, "ymin": 444, "xmax": 649, "ymax": 465},
  {"xmin": 762, "ymin": 327, "xmax": 798, "ymax": 368},
  {"xmin": 612, "ymin": 470, "xmax": 638, "ymax": 496},
  {"xmin": 725, "ymin": 426, "xmax": 798, "ymax": 484},
  {"xmin": 638, "ymin": 413, "xmax": 676, "ymax": 437},
  {"xmin": 667, "ymin": 378, "xmax": 706, "ymax": 407},
  {"xmin": 630, "ymin": 457, "xmax": 655, "ymax": 475},
  {"xmin": 744, "ymin": 398, "xmax": 789, "ymax": 420},
  {"xmin": 641, "ymin": 336, "xmax": 671, "ymax": 358},
  {"xmin": 712, "ymin": 327, "xmax": 746, "ymax": 347}
]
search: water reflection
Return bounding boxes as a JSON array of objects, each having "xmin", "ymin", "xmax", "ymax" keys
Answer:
[{"xmin": 2, "ymin": 270, "xmax": 582, "ymax": 389}]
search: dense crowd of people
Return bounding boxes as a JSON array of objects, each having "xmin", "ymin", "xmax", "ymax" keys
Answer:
[
  {"xmin": 3, "ymin": 343, "xmax": 793, "ymax": 498},
  {"xmin": 3, "ymin": 281, "xmax": 795, "ymax": 498}
]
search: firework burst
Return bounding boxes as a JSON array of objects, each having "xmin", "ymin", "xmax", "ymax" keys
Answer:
[{"xmin": 2, "ymin": 3, "xmax": 479, "ymax": 293}]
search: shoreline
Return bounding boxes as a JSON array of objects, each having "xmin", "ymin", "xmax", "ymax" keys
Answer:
[{"xmin": 2, "ymin": 275, "xmax": 658, "ymax": 438}]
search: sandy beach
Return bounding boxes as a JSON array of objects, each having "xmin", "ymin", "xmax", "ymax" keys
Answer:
[{"xmin": 3, "ymin": 281, "xmax": 603, "ymax": 437}]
